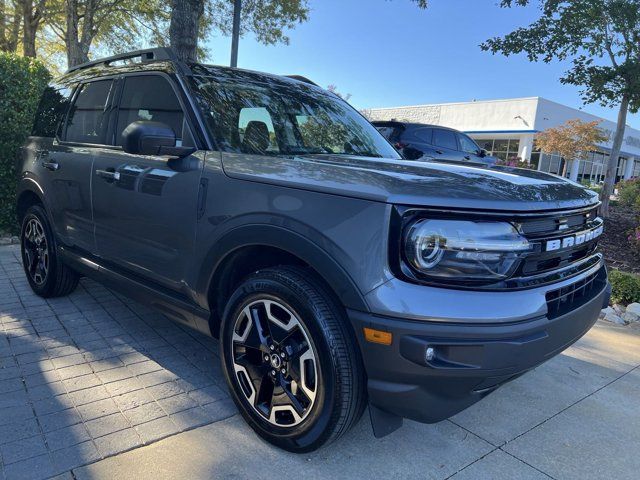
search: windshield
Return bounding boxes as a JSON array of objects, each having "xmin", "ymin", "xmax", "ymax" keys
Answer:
[{"xmin": 188, "ymin": 70, "xmax": 400, "ymax": 159}]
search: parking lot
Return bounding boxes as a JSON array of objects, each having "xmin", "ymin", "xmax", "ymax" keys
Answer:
[{"xmin": 1, "ymin": 243, "xmax": 639, "ymax": 480}]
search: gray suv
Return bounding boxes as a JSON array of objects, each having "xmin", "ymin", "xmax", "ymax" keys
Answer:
[{"xmin": 17, "ymin": 48, "xmax": 610, "ymax": 452}]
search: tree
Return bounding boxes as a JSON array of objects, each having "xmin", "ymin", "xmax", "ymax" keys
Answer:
[
  {"xmin": 19, "ymin": 0, "xmax": 45, "ymax": 57},
  {"xmin": 0, "ymin": 0, "xmax": 22, "ymax": 52},
  {"xmin": 46, "ymin": 0, "xmax": 167, "ymax": 67},
  {"xmin": 481, "ymin": 0, "xmax": 640, "ymax": 216},
  {"xmin": 534, "ymin": 119, "xmax": 608, "ymax": 178},
  {"xmin": 170, "ymin": 0, "xmax": 310, "ymax": 63},
  {"xmin": 169, "ymin": 0, "xmax": 429, "ymax": 64}
]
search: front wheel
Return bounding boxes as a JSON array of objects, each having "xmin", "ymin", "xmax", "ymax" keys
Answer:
[
  {"xmin": 220, "ymin": 266, "xmax": 366, "ymax": 452},
  {"xmin": 20, "ymin": 205, "xmax": 79, "ymax": 298}
]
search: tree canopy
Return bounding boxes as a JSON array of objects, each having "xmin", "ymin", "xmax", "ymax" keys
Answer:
[
  {"xmin": 535, "ymin": 119, "xmax": 608, "ymax": 176},
  {"xmin": 482, "ymin": 0, "xmax": 640, "ymax": 215}
]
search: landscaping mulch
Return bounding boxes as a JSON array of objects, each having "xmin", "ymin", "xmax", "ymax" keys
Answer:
[{"xmin": 600, "ymin": 205, "xmax": 640, "ymax": 275}]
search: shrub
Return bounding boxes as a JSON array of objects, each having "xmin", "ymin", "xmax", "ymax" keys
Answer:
[
  {"xmin": 617, "ymin": 178, "xmax": 640, "ymax": 210},
  {"xmin": 609, "ymin": 269, "xmax": 640, "ymax": 306},
  {"xmin": 0, "ymin": 53, "xmax": 50, "ymax": 234},
  {"xmin": 496, "ymin": 156, "xmax": 535, "ymax": 169}
]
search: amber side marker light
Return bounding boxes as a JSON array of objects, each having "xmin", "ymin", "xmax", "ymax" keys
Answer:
[{"xmin": 363, "ymin": 327, "xmax": 393, "ymax": 345}]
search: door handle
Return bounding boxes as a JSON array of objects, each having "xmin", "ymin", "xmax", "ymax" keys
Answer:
[
  {"xmin": 464, "ymin": 155, "xmax": 471, "ymax": 160},
  {"xmin": 42, "ymin": 160, "xmax": 59, "ymax": 171},
  {"xmin": 96, "ymin": 169, "xmax": 120, "ymax": 182},
  {"xmin": 435, "ymin": 150, "xmax": 444, "ymax": 155}
]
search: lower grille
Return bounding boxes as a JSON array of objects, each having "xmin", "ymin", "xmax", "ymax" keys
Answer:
[{"xmin": 545, "ymin": 267, "xmax": 606, "ymax": 319}]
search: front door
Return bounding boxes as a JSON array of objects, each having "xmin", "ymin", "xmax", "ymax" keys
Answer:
[
  {"xmin": 91, "ymin": 73, "xmax": 203, "ymax": 293},
  {"xmin": 43, "ymin": 80, "xmax": 116, "ymax": 252}
]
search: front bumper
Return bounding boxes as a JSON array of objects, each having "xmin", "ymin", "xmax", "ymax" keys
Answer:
[{"xmin": 348, "ymin": 266, "xmax": 610, "ymax": 427}]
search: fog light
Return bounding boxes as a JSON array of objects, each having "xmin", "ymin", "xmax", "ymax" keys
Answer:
[{"xmin": 425, "ymin": 347, "xmax": 435, "ymax": 362}]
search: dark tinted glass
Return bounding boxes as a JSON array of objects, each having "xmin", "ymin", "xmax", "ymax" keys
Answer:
[
  {"xmin": 412, "ymin": 127, "xmax": 433, "ymax": 144},
  {"xmin": 116, "ymin": 75, "xmax": 184, "ymax": 145},
  {"xmin": 32, "ymin": 86, "xmax": 71, "ymax": 137},
  {"xmin": 432, "ymin": 129, "xmax": 458, "ymax": 150},
  {"xmin": 65, "ymin": 81, "xmax": 112, "ymax": 144},
  {"xmin": 457, "ymin": 133, "xmax": 480, "ymax": 154}
]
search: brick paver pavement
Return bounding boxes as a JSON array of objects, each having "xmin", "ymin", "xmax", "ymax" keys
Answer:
[{"xmin": 0, "ymin": 245, "xmax": 237, "ymax": 480}]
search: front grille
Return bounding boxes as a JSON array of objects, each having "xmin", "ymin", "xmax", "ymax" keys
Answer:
[
  {"xmin": 518, "ymin": 207, "xmax": 598, "ymax": 238},
  {"xmin": 545, "ymin": 267, "xmax": 606, "ymax": 319},
  {"xmin": 515, "ymin": 206, "xmax": 601, "ymax": 279}
]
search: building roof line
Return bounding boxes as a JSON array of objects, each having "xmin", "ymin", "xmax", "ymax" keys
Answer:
[{"xmin": 367, "ymin": 96, "xmax": 541, "ymax": 111}]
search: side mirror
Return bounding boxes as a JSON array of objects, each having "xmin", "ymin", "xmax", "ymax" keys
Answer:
[
  {"xmin": 479, "ymin": 149, "xmax": 487, "ymax": 158},
  {"xmin": 122, "ymin": 121, "xmax": 195, "ymax": 158}
]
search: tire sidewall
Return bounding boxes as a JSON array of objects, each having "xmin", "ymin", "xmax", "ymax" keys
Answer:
[{"xmin": 220, "ymin": 272, "xmax": 341, "ymax": 452}]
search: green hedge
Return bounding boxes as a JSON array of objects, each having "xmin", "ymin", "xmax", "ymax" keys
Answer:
[
  {"xmin": 609, "ymin": 269, "xmax": 640, "ymax": 306},
  {"xmin": 617, "ymin": 178, "xmax": 640, "ymax": 211},
  {"xmin": 0, "ymin": 54, "xmax": 50, "ymax": 234}
]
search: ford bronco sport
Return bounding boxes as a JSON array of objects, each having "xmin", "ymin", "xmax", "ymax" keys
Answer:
[{"xmin": 18, "ymin": 48, "xmax": 610, "ymax": 452}]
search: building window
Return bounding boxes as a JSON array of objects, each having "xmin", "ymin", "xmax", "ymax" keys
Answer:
[{"xmin": 476, "ymin": 138, "xmax": 520, "ymax": 161}]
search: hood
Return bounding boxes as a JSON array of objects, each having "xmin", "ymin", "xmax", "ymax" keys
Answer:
[{"xmin": 220, "ymin": 153, "xmax": 599, "ymax": 212}]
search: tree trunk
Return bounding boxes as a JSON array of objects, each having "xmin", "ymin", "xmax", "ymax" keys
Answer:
[
  {"xmin": 0, "ymin": 0, "xmax": 6, "ymax": 50},
  {"xmin": 66, "ymin": 38, "xmax": 89, "ymax": 66},
  {"xmin": 600, "ymin": 94, "xmax": 630, "ymax": 217},
  {"xmin": 169, "ymin": 0, "xmax": 203, "ymax": 62},
  {"xmin": 22, "ymin": 0, "xmax": 36, "ymax": 57},
  {"xmin": 0, "ymin": 0, "xmax": 21, "ymax": 52},
  {"xmin": 64, "ymin": 0, "xmax": 89, "ymax": 67}
]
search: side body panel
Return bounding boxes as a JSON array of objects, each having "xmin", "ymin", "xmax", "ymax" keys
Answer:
[
  {"xmin": 92, "ymin": 148, "xmax": 205, "ymax": 293},
  {"xmin": 190, "ymin": 152, "xmax": 391, "ymax": 313}
]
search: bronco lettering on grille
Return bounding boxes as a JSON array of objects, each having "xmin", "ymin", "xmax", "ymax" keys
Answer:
[{"xmin": 545, "ymin": 225, "xmax": 603, "ymax": 252}]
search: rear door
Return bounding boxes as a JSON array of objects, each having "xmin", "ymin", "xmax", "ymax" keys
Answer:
[
  {"xmin": 91, "ymin": 72, "xmax": 204, "ymax": 293},
  {"xmin": 36, "ymin": 79, "xmax": 115, "ymax": 251},
  {"xmin": 404, "ymin": 126, "xmax": 435, "ymax": 160},
  {"xmin": 431, "ymin": 128, "xmax": 464, "ymax": 162}
]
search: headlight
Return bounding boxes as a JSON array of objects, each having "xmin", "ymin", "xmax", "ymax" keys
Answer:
[{"xmin": 404, "ymin": 219, "xmax": 530, "ymax": 284}]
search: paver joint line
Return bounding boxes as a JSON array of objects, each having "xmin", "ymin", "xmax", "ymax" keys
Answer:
[{"xmin": 0, "ymin": 245, "xmax": 232, "ymax": 480}]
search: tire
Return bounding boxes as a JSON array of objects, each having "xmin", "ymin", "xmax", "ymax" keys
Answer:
[
  {"xmin": 220, "ymin": 266, "xmax": 366, "ymax": 452},
  {"xmin": 20, "ymin": 204, "xmax": 79, "ymax": 298}
]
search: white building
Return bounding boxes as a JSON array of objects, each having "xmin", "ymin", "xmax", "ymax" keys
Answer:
[{"xmin": 366, "ymin": 97, "xmax": 640, "ymax": 184}]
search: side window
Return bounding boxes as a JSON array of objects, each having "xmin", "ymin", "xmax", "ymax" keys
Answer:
[
  {"xmin": 32, "ymin": 85, "xmax": 72, "ymax": 137},
  {"xmin": 457, "ymin": 133, "xmax": 480, "ymax": 154},
  {"xmin": 412, "ymin": 127, "xmax": 433, "ymax": 144},
  {"xmin": 238, "ymin": 107, "xmax": 279, "ymax": 154},
  {"xmin": 432, "ymin": 129, "xmax": 458, "ymax": 150},
  {"xmin": 64, "ymin": 80, "xmax": 113, "ymax": 144},
  {"xmin": 116, "ymin": 75, "xmax": 188, "ymax": 146}
]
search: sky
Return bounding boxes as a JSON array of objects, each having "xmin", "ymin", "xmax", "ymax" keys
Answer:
[{"xmin": 204, "ymin": 0, "xmax": 640, "ymax": 130}]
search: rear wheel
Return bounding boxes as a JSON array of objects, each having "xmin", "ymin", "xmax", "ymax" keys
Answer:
[
  {"xmin": 20, "ymin": 205, "xmax": 79, "ymax": 298},
  {"xmin": 220, "ymin": 266, "xmax": 366, "ymax": 452}
]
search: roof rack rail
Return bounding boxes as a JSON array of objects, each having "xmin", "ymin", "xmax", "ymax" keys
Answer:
[
  {"xmin": 284, "ymin": 75, "xmax": 318, "ymax": 86},
  {"xmin": 66, "ymin": 48, "xmax": 181, "ymax": 74}
]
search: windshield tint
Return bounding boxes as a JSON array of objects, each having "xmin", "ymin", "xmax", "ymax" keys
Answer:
[{"xmin": 189, "ymin": 70, "xmax": 400, "ymax": 159}]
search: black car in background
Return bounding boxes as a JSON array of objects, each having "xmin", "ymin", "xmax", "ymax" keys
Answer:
[{"xmin": 373, "ymin": 120, "xmax": 497, "ymax": 165}]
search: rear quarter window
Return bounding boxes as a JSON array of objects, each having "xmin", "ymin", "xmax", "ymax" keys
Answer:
[
  {"xmin": 411, "ymin": 127, "xmax": 433, "ymax": 144},
  {"xmin": 31, "ymin": 85, "xmax": 72, "ymax": 137}
]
